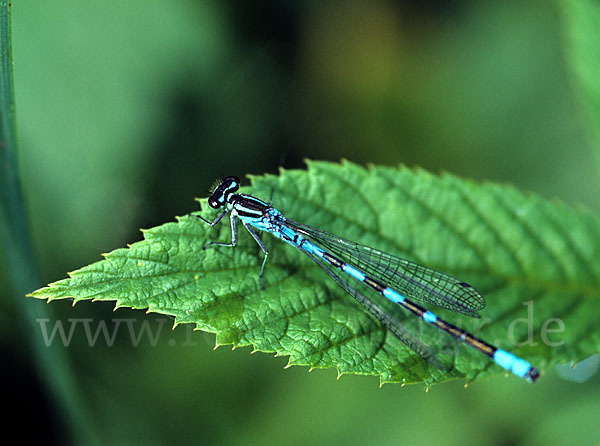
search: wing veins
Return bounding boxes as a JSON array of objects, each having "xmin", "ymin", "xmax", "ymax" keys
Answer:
[{"xmin": 287, "ymin": 220, "xmax": 485, "ymax": 317}]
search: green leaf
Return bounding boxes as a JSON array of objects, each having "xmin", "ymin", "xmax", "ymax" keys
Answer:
[
  {"xmin": 30, "ymin": 160, "xmax": 600, "ymax": 385},
  {"xmin": 560, "ymin": 0, "xmax": 600, "ymax": 154}
]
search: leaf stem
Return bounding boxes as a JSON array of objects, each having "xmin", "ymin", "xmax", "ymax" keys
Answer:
[{"xmin": 0, "ymin": 2, "xmax": 97, "ymax": 442}]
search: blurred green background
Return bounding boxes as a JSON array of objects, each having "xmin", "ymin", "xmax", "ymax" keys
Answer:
[{"xmin": 4, "ymin": 0, "xmax": 600, "ymax": 444}]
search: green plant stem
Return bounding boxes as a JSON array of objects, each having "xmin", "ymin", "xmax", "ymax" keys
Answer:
[{"xmin": 0, "ymin": 1, "xmax": 96, "ymax": 442}]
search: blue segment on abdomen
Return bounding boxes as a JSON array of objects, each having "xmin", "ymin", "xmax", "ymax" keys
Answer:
[
  {"xmin": 383, "ymin": 287, "xmax": 405, "ymax": 303},
  {"xmin": 299, "ymin": 239, "xmax": 324, "ymax": 258},
  {"xmin": 342, "ymin": 264, "xmax": 366, "ymax": 281},
  {"xmin": 493, "ymin": 349, "xmax": 531, "ymax": 377},
  {"xmin": 279, "ymin": 226, "xmax": 297, "ymax": 240},
  {"xmin": 422, "ymin": 311, "xmax": 437, "ymax": 323}
]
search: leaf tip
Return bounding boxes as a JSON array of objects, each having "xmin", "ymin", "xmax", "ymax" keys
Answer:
[{"xmin": 28, "ymin": 287, "xmax": 54, "ymax": 301}]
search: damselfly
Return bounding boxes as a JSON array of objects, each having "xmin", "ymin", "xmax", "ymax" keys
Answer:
[{"xmin": 196, "ymin": 176, "xmax": 540, "ymax": 382}]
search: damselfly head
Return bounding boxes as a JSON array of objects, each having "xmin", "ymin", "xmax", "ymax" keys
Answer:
[{"xmin": 208, "ymin": 176, "xmax": 241, "ymax": 209}]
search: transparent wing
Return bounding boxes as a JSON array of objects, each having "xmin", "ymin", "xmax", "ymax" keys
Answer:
[
  {"xmin": 286, "ymin": 220, "xmax": 485, "ymax": 317},
  {"xmin": 301, "ymin": 247, "xmax": 452, "ymax": 374}
]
